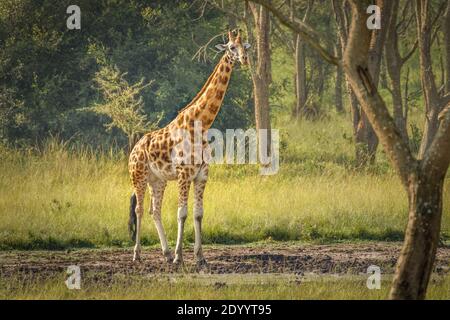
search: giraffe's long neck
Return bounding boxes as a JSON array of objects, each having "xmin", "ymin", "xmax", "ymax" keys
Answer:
[{"xmin": 173, "ymin": 53, "xmax": 235, "ymax": 131}]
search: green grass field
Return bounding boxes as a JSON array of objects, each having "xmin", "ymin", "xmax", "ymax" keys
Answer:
[
  {"xmin": 1, "ymin": 273, "xmax": 449, "ymax": 300},
  {"xmin": 1, "ymin": 111, "xmax": 449, "ymax": 300},
  {"xmin": 0, "ymin": 115, "xmax": 449, "ymax": 250}
]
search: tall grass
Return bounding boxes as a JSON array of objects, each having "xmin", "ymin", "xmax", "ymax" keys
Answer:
[{"xmin": 0, "ymin": 115, "xmax": 448, "ymax": 249}]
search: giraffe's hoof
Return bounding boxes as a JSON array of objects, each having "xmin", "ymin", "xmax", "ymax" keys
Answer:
[
  {"xmin": 173, "ymin": 257, "xmax": 183, "ymax": 265},
  {"xmin": 196, "ymin": 258, "xmax": 209, "ymax": 272},
  {"xmin": 173, "ymin": 257, "xmax": 184, "ymax": 270},
  {"xmin": 164, "ymin": 252, "xmax": 174, "ymax": 264}
]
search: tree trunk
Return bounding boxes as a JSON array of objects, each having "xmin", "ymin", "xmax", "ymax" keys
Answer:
[
  {"xmin": 354, "ymin": 0, "xmax": 393, "ymax": 165},
  {"xmin": 389, "ymin": 67, "xmax": 408, "ymax": 141},
  {"xmin": 416, "ymin": 0, "xmax": 448, "ymax": 158},
  {"xmin": 334, "ymin": 43, "xmax": 344, "ymax": 113},
  {"xmin": 316, "ymin": 62, "xmax": 325, "ymax": 104},
  {"xmin": 389, "ymin": 172, "xmax": 444, "ymax": 299},
  {"xmin": 385, "ymin": 0, "xmax": 408, "ymax": 141},
  {"xmin": 291, "ymin": 0, "xmax": 312, "ymax": 119},
  {"xmin": 294, "ymin": 34, "xmax": 307, "ymax": 117},
  {"xmin": 418, "ymin": 102, "xmax": 441, "ymax": 157},
  {"xmin": 249, "ymin": 3, "xmax": 272, "ymax": 161},
  {"xmin": 333, "ymin": 0, "xmax": 392, "ymax": 166},
  {"xmin": 128, "ymin": 133, "xmax": 140, "ymax": 155},
  {"xmin": 348, "ymin": 84, "xmax": 360, "ymax": 138},
  {"xmin": 444, "ymin": 1, "xmax": 450, "ymax": 93}
]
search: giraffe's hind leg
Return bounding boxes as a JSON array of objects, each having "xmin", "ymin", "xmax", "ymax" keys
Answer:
[
  {"xmin": 129, "ymin": 143, "xmax": 150, "ymax": 262},
  {"xmin": 150, "ymin": 180, "xmax": 172, "ymax": 263},
  {"xmin": 132, "ymin": 181, "xmax": 146, "ymax": 262}
]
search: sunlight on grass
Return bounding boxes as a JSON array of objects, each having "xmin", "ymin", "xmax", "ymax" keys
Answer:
[
  {"xmin": 0, "ymin": 116, "xmax": 449, "ymax": 249},
  {"xmin": 1, "ymin": 274, "xmax": 448, "ymax": 300}
]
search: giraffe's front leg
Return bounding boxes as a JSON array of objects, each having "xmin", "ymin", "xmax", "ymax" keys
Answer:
[
  {"xmin": 193, "ymin": 165, "xmax": 208, "ymax": 269},
  {"xmin": 173, "ymin": 175, "xmax": 190, "ymax": 266}
]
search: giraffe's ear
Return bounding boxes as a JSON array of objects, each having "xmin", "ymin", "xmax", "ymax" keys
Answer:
[
  {"xmin": 244, "ymin": 43, "xmax": 251, "ymax": 49},
  {"xmin": 215, "ymin": 43, "xmax": 228, "ymax": 51}
]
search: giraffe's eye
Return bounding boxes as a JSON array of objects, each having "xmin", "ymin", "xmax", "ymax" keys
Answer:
[{"xmin": 229, "ymin": 45, "xmax": 236, "ymax": 51}]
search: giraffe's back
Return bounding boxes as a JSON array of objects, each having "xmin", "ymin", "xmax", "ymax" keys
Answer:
[{"xmin": 129, "ymin": 128, "xmax": 179, "ymax": 182}]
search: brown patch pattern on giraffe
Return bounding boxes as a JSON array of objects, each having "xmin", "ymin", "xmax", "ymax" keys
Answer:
[{"xmin": 128, "ymin": 43, "xmax": 242, "ymax": 265}]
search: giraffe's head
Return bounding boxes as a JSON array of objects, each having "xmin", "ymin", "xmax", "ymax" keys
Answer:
[{"xmin": 215, "ymin": 30, "xmax": 251, "ymax": 66}]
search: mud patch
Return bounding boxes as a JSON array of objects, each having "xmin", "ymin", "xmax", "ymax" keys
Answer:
[{"xmin": 0, "ymin": 242, "xmax": 448, "ymax": 280}]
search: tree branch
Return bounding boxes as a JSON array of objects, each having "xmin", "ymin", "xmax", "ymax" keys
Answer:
[
  {"xmin": 271, "ymin": 15, "xmax": 295, "ymax": 51},
  {"xmin": 396, "ymin": 0, "xmax": 413, "ymax": 33},
  {"xmin": 401, "ymin": 40, "xmax": 418, "ymax": 65},
  {"xmin": 207, "ymin": 0, "xmax": 246, "ymax": 22},
  {"xmin": 192, "ymin": 32, "xmax": 227, "ymax": 62},
  {"xmin": 331, "ymin": 0, "xmax": 348, "ymax": 46},
  {"xmin": 442, "ymin": 93, "xmax": 450, "ymax": 106},
  {"xmin": 422, "ymin": 101, "xmax": 450, "ymax": 178},
  {"xmin": 249, "ymin": 0, "xmax": 339, "ymax": 65}
]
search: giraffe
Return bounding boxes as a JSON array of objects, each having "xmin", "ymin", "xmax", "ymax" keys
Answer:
[{"xmin": 128, "ymin": 30, "xmax": 251, "ymax": 268}]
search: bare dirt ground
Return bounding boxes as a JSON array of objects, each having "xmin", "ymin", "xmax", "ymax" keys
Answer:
[{"xmin": 0, "ymin": 243, "xmax": 449, "ymax": 280}]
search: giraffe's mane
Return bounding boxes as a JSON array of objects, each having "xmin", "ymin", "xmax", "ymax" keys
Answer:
[{"xmin": 177, "ymin": 55, "xmax": 224, "ymax": 114}]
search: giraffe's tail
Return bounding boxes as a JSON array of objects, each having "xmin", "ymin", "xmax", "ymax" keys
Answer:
[{"xmin": 128, "ymin": 193, "xmax": 137, "ymax": 242}]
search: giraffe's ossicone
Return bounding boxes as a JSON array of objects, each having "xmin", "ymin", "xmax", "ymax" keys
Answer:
[{"xmin": 127, "ymin": 30, "xmax": 251, "ymax": 268}]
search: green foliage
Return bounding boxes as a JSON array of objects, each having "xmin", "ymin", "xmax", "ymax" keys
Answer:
[
  {"xmin": 0, "ymin": 0, "xmax": 439, "ymax": 149},
  {"xmin": 0, "ymin": 0, "xmax": 253, "ymax": 148},
  {"xmin": 82, "ymin": 64, "xmax": 159, "ymax": 148}
]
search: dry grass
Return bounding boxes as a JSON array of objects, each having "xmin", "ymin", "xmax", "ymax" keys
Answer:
[{"xmin": 0, "ymin": 116, "xmax": 448, "ymax": 249}]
